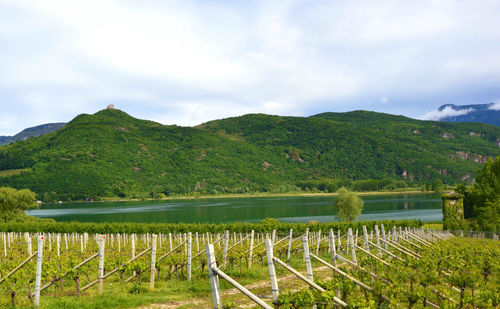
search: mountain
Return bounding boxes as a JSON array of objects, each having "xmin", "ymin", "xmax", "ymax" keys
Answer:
[
  {"xmin": 0, "ymin": 123, "xmax": 66, "ymax": 146},
  {"xmin": 1, "ymin": 108, "xmax": 500, "ymax": 202},
  {"xmin": 431, "ymin": 103, "xmax": 500, "ymax": 127}
]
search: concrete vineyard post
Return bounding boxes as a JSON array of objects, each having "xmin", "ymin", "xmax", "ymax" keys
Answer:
[
  {"xmin": 64, "ymin": 233, "xmax": 68, "ymax": 251},
  {"xmin": 363, "ymin": 225, "xmax": 369, "ymax": 251},
  {"xmin": 381, "ymin": 224, "xmax": 388, "ymax": 250},
  {"xmin": 34, "ymin": 235, "xmax": 44, "ymax": 307},
  {"xmin": 206, "ymin": 244, "xmax": 222, "ymax": 308},
  {"xmin": 150, "ymin": 234, "xmax": 157, "ymax": 289},
  {"xmin": 48, "ymin": 233, "xmax": 51, "ymax": 252},
  {"xmin": 302, "ymin": 235, "xmax": 314, "ymax": 282},
  {"xmin": 98, "ymin": 235, "xmax": 105, "ymax": 295},
  {"xmin": 287, "ymin": 229, "xmax": 293, "ymax": 260},
  {"xmin": 316, "ymin": 230, "xmax": 321, "ymax": 255},
  {"xmin": 272, "ymin": 229, "xmax": 276, "ymax": 244},
  {"xmin": 169, "ymin": 233, "xmax": 173, "ymax": 251},
  {"xmin": 265, "ymin": 239, "xmax": 279, "ymax": 304},
  {"xmin": 3, "ymin": 232, "xmax": 6, "ymax": 257},
  {"xmin": 195, "ymin": 232, "xmax": 199, "ymax": 252},
  {"xmin": 329, "ymin": 229, "xmax": 337, "ymax": 267},
  {"xmin": 248, "ymin": 230, "xmax": 255, "ymax": 269},
  {"xmin": 348, "ymin": 228, "xmax": 357, "ymax": 264},
  {"xmin": 187, "ymin": 232, "xmax": 192, "ymax": 281},
  {"xmin": 375, "ymin": 225, "xmax": 381, "ymax": 257},
  {"xmin": 80, "ymin": 235, "xmax": 83, "ymax": 253},
  {"xmin": 355, "ymin": 229, "xmax": 358, "ymax": 246},
  {"xmin": 223, "ymin": 230, "xmax": 229, "ymax": 268},
  {"xmin": 57, "ymin": 233, "xmax": 60, "ymax": 257},
  {"xmin": 27, "ymin": 233, "xmax": 32, "ymax": 256}
]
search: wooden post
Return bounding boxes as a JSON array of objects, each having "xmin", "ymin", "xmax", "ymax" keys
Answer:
[
  {"xmin": 206, "ymin": 244, "xmax": 222, "ymax": 309},
  {"xmin": 187, "ymin": 232, "xmax": 192, "ymax": 281},
  {"xmin": 248, "ymin": 230, "xmax": 255, "ymax": 269},
  {"xmin": 150, "ymin": 234, "xmax": 157, "ymax": 289},
  {"xmin": 265, "ymin": 239, "xmax": 279, "ymax": 305},
  {"xmin": 223, "ymin": 230, "xmax": 229, "ymax": 268},
  {"xmin": 98, "ymin": 235, "xmax": 105, "ymax": 295},
  {"xmin": 271, "ymin": 229, "xmax": 276, "ymax": 244},
  {"xmin": 34, "ymin": 235, "xmax": 44, "ymax": 307}
]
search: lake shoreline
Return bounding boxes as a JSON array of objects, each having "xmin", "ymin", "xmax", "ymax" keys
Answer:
[{"xmin": 42, "ymin": 189, "xmax": 446, "ymax": 206}]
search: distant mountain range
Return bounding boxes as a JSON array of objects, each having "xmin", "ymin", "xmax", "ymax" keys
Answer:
[
  {"xmin": 0, "ymin": 123, "xmax": 66, "ymax": 146},
  {"xmin": 427, "ymin": 103, "xmax": 500, "ymax": 127},
  {"xmin": 1, "ymin": 108, "xmax": 499, "ymax": 202}
]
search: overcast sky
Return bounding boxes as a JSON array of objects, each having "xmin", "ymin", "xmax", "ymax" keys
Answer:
[{"xmin": 1, "ymin": 0, "xmax": 499, "ymax": 135}]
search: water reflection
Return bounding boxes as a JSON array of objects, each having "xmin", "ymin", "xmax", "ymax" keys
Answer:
[{"xmin": 26, "ymin": 194, "xmax": 443, "ymax": 224}]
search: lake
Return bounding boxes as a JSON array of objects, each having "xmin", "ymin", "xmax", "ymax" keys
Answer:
[{"xmin": 26, "ymin": 193, "xmax": 443, "ymax": 224}]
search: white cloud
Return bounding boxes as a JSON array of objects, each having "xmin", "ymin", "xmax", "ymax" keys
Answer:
[
  {"xmin": 1, "ymin": 0, "xmax": 500, "ymax": 133},
  {"xmin": 489, "ymin": 103, "xmax": 500, "ymax": 110},
  {"xmin": 421, "ymin": 106, "xmax": 475, "ymax": 120}
]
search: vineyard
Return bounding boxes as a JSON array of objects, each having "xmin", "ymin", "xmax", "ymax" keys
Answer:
[{"xmin": 0, "ymin": 225, "xmax": 498, "ymax": 308}]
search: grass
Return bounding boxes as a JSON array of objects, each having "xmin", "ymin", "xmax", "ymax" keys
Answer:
[
  {"xmin": 422, "ymin": 223, "xmax": 443, "ymax": 230},
  {"xmin": 0, "ymin": 168, "xmax": 29, "ymax": 177}
]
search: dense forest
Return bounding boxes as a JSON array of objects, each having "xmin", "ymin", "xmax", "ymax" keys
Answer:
[{"xmin": 0, "ymin": 108, "xmax": 499, "ymax": 201}]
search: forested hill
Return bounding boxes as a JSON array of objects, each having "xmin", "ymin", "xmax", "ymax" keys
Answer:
[{"xmin": 1, "ymin": 108, "xmax": 500, "ymax": 202}]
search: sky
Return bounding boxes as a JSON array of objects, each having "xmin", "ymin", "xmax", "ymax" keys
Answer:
[{"xmin": 1, "ymin": 0, "xmax": 500, "ymax": 135}]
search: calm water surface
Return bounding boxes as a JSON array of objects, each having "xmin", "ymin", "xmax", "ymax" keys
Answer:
[{"xmin": 26, "ymin": 193, "xmax": 443, "ymax": 223}]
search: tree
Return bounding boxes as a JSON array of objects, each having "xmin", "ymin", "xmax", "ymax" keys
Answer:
[
  {"xmin": 334, "ymin": 187, "xmax": 364, "ymax": 222},
  {"xmin": 431, "ymin": 179, "xmax": 443, "ymax": 193},
  {"xmin": 0, "ymin": 187, "xmax": 37, "ymax": 223},
  {"xmin": 460, "ymin": 156, "xmax": 500, "ymax": 232}
]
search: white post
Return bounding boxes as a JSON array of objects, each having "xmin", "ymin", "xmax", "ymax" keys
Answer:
[
  {"xmin": 34, "ymin": 235, "xmax": 44, "ymax": 307},
  {"xmin": 187, "ymin": 232, "xmax": 192, "ymax": 281},
  {"xmin": 363, "ymin": 225, "xmax": 369, "ymax": 251},
  {"xmin": 223, "ymin": 230, "xmax": 229, "ymax": 268},
  {"xmin": 248, "ymin": 230, "xmax": 255, "ymax": 269},
  {"xmin": 348, "ymin": 228, "xmax": 357, "ymax": 264},
  {"xmin": 271, "ymin": 229, "xmax": 276, "ymax": 244},
  {"xmin": 48, "ymin": 233, "xmax": 52, "ymax": 252},
  {"xmin": 3, "ymin": 232, "xmax": 6, "ymax": 257},
  {"xmin": 118, "ymin": 234, "xmax": 121, "ymax": 253},
  {"xmin": 150, "ymin": 234, "xmax": 157, "ymax": 289},
  {"xmin": 56, "ymin": 234, "xmax": 60, "ymax": 257},
  {"xmin": 80, "ymin": 234, "xmax": 83, "ymax": 253},
  {"xmin": 27, "ymin": 233, "xmax": 32, "ymax": 256},
  {"xmin": 375, "ymin": 225, "xmax": 381, "ymax": 257},
  {"xmin": 131, "ymin": 234, "xmax": 136, "ymax": 258},
  {"xmin": 329, "ymin": 229, "xmax": 337, "ymax": 267},
  {"xmin": 64, "ymin": 233, "xmax": 68, "ymax": 251},
  {"xmin": 287, "ymin": 229, "xmax": 293, "ymax": 260},
  {"xmin": 302, "ymin": 235, "xmax": 314, "ymax": 282},
  {"xmin": 316, "ymin": 230, "xmax": 322, "ymax": 255},
  {"xmin": 169, "ymin": 233, "xmax": 173, "ymax": 251},
  {"xmin": 98, "ymin": 235, "xmax": 105, "ymax": 295},
  {"xmin": 195, "ymin": 232, "xmax": 199, "ymax": 252},
  {"xmin": 381, "ymin": 224, "xmax": 388, "ymax": 250},
  {"xmin": 265, "ymin": 239, "xmax": 279, "ymax": 304},
  {"xmin": 206, "ymin": 244, "xmax": 221, "ymax": 309}
]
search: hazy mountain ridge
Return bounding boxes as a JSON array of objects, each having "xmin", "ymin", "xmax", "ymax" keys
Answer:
[
  {"xmin": 0, "ymin": 108, "xmax": 499, "ymax": 201},
  {"xmin": 0, "ymin": 123, "xmax": 66, "ymax": 146},
  {"xmin": 433, "ymin": 103, "xmax": 500, "ymax": 127}
]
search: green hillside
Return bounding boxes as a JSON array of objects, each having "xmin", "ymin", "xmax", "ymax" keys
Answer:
[{"xmin": 0, "ymin": 108, "xmax": 499, "ymax": 201}]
